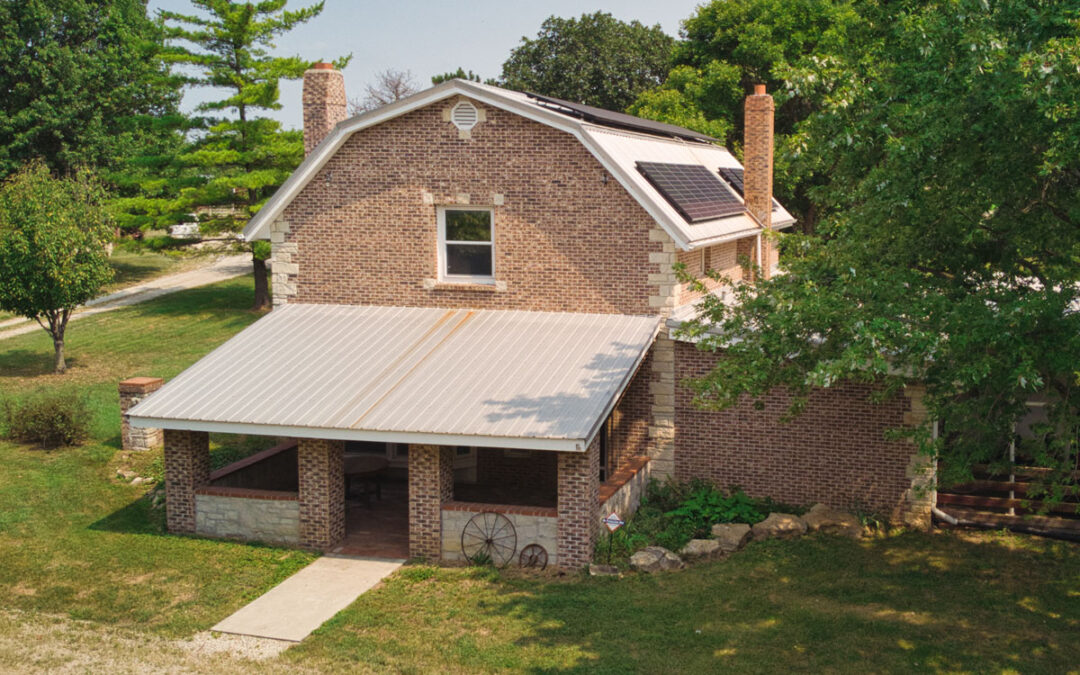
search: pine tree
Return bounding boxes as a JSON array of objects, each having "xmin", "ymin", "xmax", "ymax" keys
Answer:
[{"xmin": 160, "ymin": 0, "xmax": 348, "ymax": 309}]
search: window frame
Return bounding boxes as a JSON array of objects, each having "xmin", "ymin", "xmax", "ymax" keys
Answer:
[{"xmin": 437, "ymin": 206, "xmax": 495, "ymax": 283}]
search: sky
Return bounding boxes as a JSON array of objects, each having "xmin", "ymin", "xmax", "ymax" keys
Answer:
[{"xmin": 147, "ymin": 0, "xmax": 704, "ymax": 130}]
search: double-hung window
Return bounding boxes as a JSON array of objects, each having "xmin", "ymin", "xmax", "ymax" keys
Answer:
[{"xmin": 439, "ymin": 207, "xmax": 494, "ymax": 281}]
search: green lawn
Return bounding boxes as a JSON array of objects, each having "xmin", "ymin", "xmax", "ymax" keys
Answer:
[{"xmin": 0, "ymin": 277, "xmax": 1078, "ymax": 672}]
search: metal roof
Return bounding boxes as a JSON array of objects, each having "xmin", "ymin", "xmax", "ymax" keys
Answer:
[
  {"xmin": 128, "ymin": 304, "xmax": 660, "ymax": 452},
  {"xmin": 242, "ymin": 79, "xmax": 795, "ymax": 249},
  {"xmin": 525, "ymin": 91, "xmax": 717, "ymax": 143}
]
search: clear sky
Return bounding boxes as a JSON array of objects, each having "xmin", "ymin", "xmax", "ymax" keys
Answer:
[{"xmin": 147, "ymin": 0, "xmax": 704, "ymax": 130}]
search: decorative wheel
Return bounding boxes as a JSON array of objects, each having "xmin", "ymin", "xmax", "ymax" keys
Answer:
[
  {"xmin": 519, "ymin": 543, "xmax": 548, "ymax": 570},
  {"xmin": 461, "ymin": 512, "xmax": 517, "ymax": 566}
]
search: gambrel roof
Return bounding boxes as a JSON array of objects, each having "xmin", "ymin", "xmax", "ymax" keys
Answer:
[{"xmin": 243, "ymin": 80, "xmax": 795, "ymax": 250}]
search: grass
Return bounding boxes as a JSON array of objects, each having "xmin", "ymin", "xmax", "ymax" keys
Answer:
[
  {"xmin": 0, "ymin": 276, "xmax": 1078, "ymax": 672},
  {"xmin": 0, "ymin": 276, "xmax": 314, "ymax": 638}
]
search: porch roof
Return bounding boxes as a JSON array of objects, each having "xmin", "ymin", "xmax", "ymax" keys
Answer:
[{"xmin": 128, "ymin": 304, "xmax": 660, "ymax": 452}]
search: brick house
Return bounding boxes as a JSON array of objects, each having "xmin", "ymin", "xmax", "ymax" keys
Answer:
[{"xmin": 127, "ymin": 64, "xmax": 932, "ymax": 570}]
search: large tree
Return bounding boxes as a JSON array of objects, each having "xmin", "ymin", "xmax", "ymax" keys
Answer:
[
  {"xmin": 499, "ymin": 12, "xmax": 674, "ymax": 112},
  {"xmin": 628, "ymin": 0, "xmax": 859, "ymax": 231},
  {"xmin": 0, "ymin": 0, "xmax": 180, "ymax": 179},
  {"xmin": 0, "ymin": 162, "xmax": 113, "ymax": 373},
  {"xmin": 682, "ymin": 0, "xmax": 1080, "ymax": 499},
  {"xmin": 160, "ymin": 0, "xmax": 347, "ymax": 309}
]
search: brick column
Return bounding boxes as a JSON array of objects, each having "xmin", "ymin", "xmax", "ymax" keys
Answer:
[
  {"xmin": 164, "ymin": 429, "xmax": 210, "ymax": 534},
  {"xmin": 298, "ymin": 438, "xmax": 345, "ymax": 549},
  {"xmin": 409, "ymin": 445, "xmax": 454, "ymax": 561},
  {"xmin": 744, "ymin": 84, "xmax": 775, "ymax": 279},
  {"xmin": 119, "ymin": 377, "xmax": 164, "ymax": 451},
  {"xmin": 557, "ymin": 437, "xmax": 600, "ymax": 570}
]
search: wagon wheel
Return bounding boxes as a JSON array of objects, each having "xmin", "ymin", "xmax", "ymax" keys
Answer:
[
  {"xmin": 461, "ymin": 512, "xmax": 517, "ymax": 566},
  {"xmin": 519, "ymin": 543, "xmax": 548, "ymax": 570}
]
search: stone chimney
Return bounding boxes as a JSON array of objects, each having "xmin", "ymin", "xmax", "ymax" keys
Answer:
[
  {"xmin": 743, "ymin": 83, "xmax": 775, "ymax": 279},
  {"xmin": 302, "ymin": 62, "xmax": 347, "ymax": 155}
]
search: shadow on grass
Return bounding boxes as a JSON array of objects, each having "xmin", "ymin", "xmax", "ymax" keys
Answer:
[
  {"xmin": 0, "ymin": 349, "xmax": 81, "ymax": 379},
  {"xmin": 89, "ymin": 493, "xmax": 166, "ymax": 537}
]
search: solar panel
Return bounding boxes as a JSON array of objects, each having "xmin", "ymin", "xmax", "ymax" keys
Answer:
[
  {"xmin": 717, "ymin": 167, "xmax": 781, "ymax": 211},
  {"xmin": 526, "ymin": 92, "xmax": 716, "ymax": 143},
  {"xmin": 637, "ymin": 162, "xmax": 744, "ymax": 223}
]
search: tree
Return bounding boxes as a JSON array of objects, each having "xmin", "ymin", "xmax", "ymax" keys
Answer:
[
  {"xmin": 499, "ymin": 12, "xmax": 674, "ymax": 112},
  {"xmin": 627, "ymin": 0, "xmax": 860, "ymax": 231},
  {"xmin": 0, "ymin": 0, "xmax": 181, "ymax": 179},
  {"xmin": 431, "ymin": 67, "xmax": 495, "ymax": 86},
  {"xmin": 160, "ymin": 0, "xmax": 348, "ymax": 309},
  {"xmin": 0, "ymin": 162, "xmax": 113, "ymax": 373},
  {"xmin": 349, "ymin": 68, "xmax": 418, "ymax": 114},
  {"xmin": 681, "ymin": 0, "xmax": 1080, "ymax": 499}
]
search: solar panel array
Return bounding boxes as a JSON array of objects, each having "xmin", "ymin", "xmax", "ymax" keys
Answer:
[
  {"xmin": 717, "ymin": 167, "xmax": 781, "ymax": 211},
  {"xmin": 636, "ymin": 162, "xmax": 744, "ymax": 223},
  {"xmin": 526, "ymin": 92, "xmax": 716, "ymax": 143}
]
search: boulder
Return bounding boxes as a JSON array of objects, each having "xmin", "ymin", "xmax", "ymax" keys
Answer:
[
  {"xmin": 711, "ymin": 523, "xmax": 752, "ymax": 553},
  {"xmin": 629, "ymin": 546, "xmax": 684, "ymax": 573},
  {"xmin": 751, "ymin": 513, "xmax": 808, "ymax": 541},
  {"xmin": 680, "ymin": 539, "xmax": 722, "ymax": 560},
  {"xmin": 802, "ymin": 504, "xmax": 863, "ymax": 538},
  {"xmin": 588, "ymin": 564, "xmax": 621, "ymax": 577}
]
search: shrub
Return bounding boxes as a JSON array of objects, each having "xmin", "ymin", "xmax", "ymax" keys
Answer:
[
  {"xmin": 665, "ymin": 484, "xmax": 767, "ymax": 538},
  {"xmin": 2, "ymin": 390, "xmax": 90, "ymax": 448}
]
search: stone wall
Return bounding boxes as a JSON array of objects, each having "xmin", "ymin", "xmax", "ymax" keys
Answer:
[
  {"xmin": 119, "ymin": 377, "xmax": 163, "ymax": 451},
  {"xmin": 195, "ymin": 490, "xmax": 300, "ymax": 546},
  {"xmin": 441, "ymin": 502, "xmax": 558, "ymax": 567},
  {"xmin": 598, "ymin": 457, "xmax": 651, "ymax": 523}
]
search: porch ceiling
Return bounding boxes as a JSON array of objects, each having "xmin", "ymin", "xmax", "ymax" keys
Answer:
[{"xmin": 128, "ymin": 304, "xmax": 660, "ymax": 452}]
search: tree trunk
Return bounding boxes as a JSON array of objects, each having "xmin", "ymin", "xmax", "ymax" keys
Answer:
[
  {"xmin": 252, "ymin": 251, "xmax": 271, "ymax": 311},
  {"xmin": 53, "ymin": 337, "xmax": 66, "ymax": 373},
  {"xmin": 47, "ymin": 309, "xmax": 70, "ymax": 374}
]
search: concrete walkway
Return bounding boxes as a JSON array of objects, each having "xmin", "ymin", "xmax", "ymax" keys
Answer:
[
  {"xmin": 211, "ymin": 555, "xmax": 403, "ymax": 643},
  {"xmin": 0, "ymin": 254, "xmax": 250, "ymax": 341}
]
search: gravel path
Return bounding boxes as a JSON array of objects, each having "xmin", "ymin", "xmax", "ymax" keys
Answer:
[{"xmin": 0, "ymin": 254, "xmax": 250, "ymax": 342}]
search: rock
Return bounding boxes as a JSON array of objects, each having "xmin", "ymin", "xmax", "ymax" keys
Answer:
[
  {"xmin": 589, "ymin": 564, "xmax": 621, "ymax": 577},
  {"xmin": 711, "ymin": 523, "xmax": 752, "ymax": 553},
  {"xmin": 629, "ymin": 546, "xmax": 684, "ymax": 573},
  {"xmin": 802, "ymin": 504, "xmax": 862, "ymax": 538},
  {"xmin": 680, "ymin": 539, "xmax": 722, "ymax": 560},
  {"xmin": 131, "ymin": 477, "xmax": 146, "ymax": 486},
  {"xmin": 751, "ymin": 513, "xmax": 808, "ymax": 541},
  {"xmin": 117, "ymin": 469, "xmax": 136, "ymax": 480}
]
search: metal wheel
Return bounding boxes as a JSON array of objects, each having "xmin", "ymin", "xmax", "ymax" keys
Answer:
[
  {"xmin": 460, "ymin": 512, "xmax": 517, "ymax": 566},
  {"xmin": 519, "ymin": 543, "xmax": 548, "ymax": 570}
]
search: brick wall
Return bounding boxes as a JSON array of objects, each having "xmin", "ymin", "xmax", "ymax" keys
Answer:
[
  {"xmin": 610, "ymin": 351, "xmax": 654, "ymax": 471},
  {"xmin": 674, "ymin": 341, "xmax": 925, "ymax": 521},
  {"xmin": 674, "ymin": 242, "xmax": 742, "ymax": 306},
  {"xmin": 279, "ymin": 97, "xmax": 663, "ymax": 314},
  {"xmin": 163, "ymin": 429, "xmax": 210, "ymax": 534},
  {"xmin": 556, "ymin": 434, "xmax": 600, "ymax": 570},
  {"xmin": 409, "ymin": 444, "xmax": 454, "ymax": 560},
  {"xmin": 475, "ymin": 448, "xmax": 557, "ymax": 503},
  {"xmin": 298, "ymin": 438, "xmax": 345, "ymax": 549}
]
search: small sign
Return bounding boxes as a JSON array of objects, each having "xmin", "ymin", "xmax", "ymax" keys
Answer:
[{"xmin": 602, "ymin": 511, "xmax": 625, "ymax": 532}]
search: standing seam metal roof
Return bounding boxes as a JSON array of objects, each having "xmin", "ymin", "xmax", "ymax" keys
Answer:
[{"xmin": 128, "ymin": 304, "xmax": 661, "ymax": 451}]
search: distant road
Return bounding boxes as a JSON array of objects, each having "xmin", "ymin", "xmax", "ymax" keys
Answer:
[{"xmin": 0, "ymin": 254, "xmax": 250, "ymax": 342}]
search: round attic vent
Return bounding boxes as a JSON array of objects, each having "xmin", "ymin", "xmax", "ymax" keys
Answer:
[{"xmin": 451, "ymin": 101, "xmax": 479, "ymax": 130}]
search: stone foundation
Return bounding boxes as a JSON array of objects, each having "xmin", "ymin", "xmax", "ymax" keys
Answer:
[
  {"xmin": 441, "ymin": 503, "xmax": 558, "ymax": 567},
  {"xmin": 195, "ymin": 489, "xmax": 300, "ymax": 546}
]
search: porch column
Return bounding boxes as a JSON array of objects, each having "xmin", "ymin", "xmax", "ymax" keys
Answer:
[
  {"xmin": 298, "ymin": 438, "xmax": 345, "ymax": 549},
  {"xmin": 164, "ymin": 429, "xmax": 210, "ymax": 534},
  {"xmin": 409, "ymin": 444, "xmax": 454, "ymax": 561},
  {"xmin": 557, "ymin": 436, "xmax": 600, "ymax": 570}
]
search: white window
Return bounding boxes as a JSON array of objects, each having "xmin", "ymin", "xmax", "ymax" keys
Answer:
[{"xmin": 438, "ymin": 207, "xmax": 494, "ymax": 281}]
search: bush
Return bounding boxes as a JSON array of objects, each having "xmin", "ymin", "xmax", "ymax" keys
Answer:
[{"xmin": 2, "ymin": 390, "xmax": 90, "ymax": 448}]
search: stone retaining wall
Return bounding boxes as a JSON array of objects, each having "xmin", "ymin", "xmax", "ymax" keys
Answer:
[
  {"xmin": 441, "ymin": 502, "xmax": 558, "ymax": 567},
  {"xmin": 194, "ymin": 489, "xmax": 300, "ymax": 546},
  {"xmin": 598, "ymin": 456, "xmax": 651, "ymax": 523}
]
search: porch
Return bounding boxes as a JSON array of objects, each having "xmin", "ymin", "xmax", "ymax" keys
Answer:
[{"xmin": 129, "ymin": 304, "xmax": 661, "ymax": 569}]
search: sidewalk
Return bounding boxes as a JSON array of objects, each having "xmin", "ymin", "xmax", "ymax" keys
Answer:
[{"xmin": 0, "ymin": 254, "xmax": 250, "ymax": 341}]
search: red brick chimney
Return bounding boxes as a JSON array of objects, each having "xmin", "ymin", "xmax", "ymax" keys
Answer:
[
  {"xmin": 302, "ymin": 62, "xmax": 347, "ymax": 155},
  {"xmin": 744, "ymin": 83, "xmax": 775, "ymax": 279}
]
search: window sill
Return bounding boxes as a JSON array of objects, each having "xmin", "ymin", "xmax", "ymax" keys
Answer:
[{"xmin": 422, "ymin": 278, "xmax": 507, "ymax": 292}]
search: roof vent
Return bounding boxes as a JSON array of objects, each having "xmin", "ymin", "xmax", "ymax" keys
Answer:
[{"xmin": 451, "ymin": 101, "xmax": 479, "ymax": 131}]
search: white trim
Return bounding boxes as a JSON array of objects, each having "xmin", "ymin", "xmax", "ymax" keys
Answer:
[
  {"xmin": 129, "ymin": 416, "xmax": 587, "ymax": 452},
  {"xmin": 438, "ymin": 206, "xmax": 495, "ymax": 283}
]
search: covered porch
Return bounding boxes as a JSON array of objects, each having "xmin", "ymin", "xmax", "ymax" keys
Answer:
[{"xmin": 128, "ymin": 304, "xmax": 659, "ymax": 569}]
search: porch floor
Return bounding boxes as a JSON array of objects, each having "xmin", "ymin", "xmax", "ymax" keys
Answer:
[{"xmin": 335, "ymin": 482, "xmax": 410, "ymax": 559}]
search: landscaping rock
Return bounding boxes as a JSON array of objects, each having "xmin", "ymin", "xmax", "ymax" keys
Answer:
[
  {"xmin": 711, "ymin": 523, "xmax": 752, "ymax": 553},
  {"xmin": 802, "ymin": 504, "xmax": 863, "ymax": 538},
  {"xmin": 588, "ymin": 564, "xmax": 621, "ymax": 577},
  {"xmin": 131, "ymin": 477, "xmax": 146, "ymax": 486},
  {"xmin": 629, "ymin": 546, "xmax": 684, "ymax": 573},
  {"xmin": 752, "ymin": 513, "xmax": 808, "ymax": 540},
  {"xmin": 680, "ymin": 539, "xmax": 722, "ymax": 560}
]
